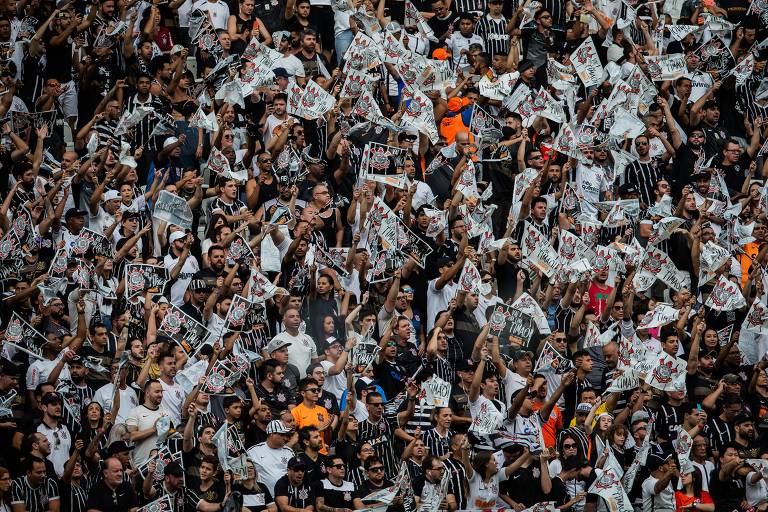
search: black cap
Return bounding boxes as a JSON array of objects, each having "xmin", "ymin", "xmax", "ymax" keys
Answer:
[
  {"xmin": 164, "ymin": 461, "xmax": 185, "ymax": 476},
  {"xmin": 517, "ymin": 60, "xmax": 535, "ymax": 73},
  {"xmin": 65, "ymin": 208, "xmax": 87, "ymax": 219},
  {"xmin": 398, "ymin": 132, "xmax": 418, "ymax": 142},
  {"xmin": 619, "ymin": 183, "xmax": 639, "ymax": 195},
  {"xmin": 436, "ymin": 256, "xmax": 454, "ymax": 269},
  {"xmin": 700, "ymin": 349, "xmax": 718, "ymax": 358},
  {"xmin": 122, "ymin": 211, "xmax": 141, "ymax": 221},
  {"xmin": 68, "ymin": 356, "xmax": 85, "ymax": 366},
  {"xmin": 702, "ymin": 99, "xmax": 718, "ymax": 110},
  {"xmin": 107, "ymin": 441, "xmax": 135, "ymax": 456},
  {"xmin": 287, "ymin": 456, "xmax": 307, "ymax": 470},
  {"xmin": 734, "ymin": 412, "xmax": 753, "ymax": 425},
  {"xmin": 646, "ymin": 453, "xmax": 671, "ymax": 472},
  {"xmin": 273, "ymin": 67, "xmax": 289, "ymax": 79}
]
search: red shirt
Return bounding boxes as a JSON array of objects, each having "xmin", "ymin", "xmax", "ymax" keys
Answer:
[
  {"xmin": 674, "ymin": 490, "xmax": 713, "ymax": 512},
  {"xmin": 588, "ymin": 281, "xmax": 614, "ymax": 317}
]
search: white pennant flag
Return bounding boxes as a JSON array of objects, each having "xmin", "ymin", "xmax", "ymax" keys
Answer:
[
  {"xmin": 458, "ymin": 258, "xmax": 482, "ymax": 293},
  {"xmin": 742, "ymin": 297, "xmax": 768, "ymax": 335},
  {"xmin": 512, "ymin": 292, "xmax": 551, "ymax": 335},
  {"xmin": 644, "ymin": 351, "xmax": 687, "ymax": 392},
  {"xmin": 404, "ymin": 0, "xmax": 437, "ymax": 42},
  {"xmin": 644, "ymin": 54, "xmax": 688, "ymax": 81},
  {"xmin": 705, "ymin": 275, "xmax": 746, "ymax": 312},
  {"xmin": 668, "ymin": 25, "xmax": 701, "ymax": 41},
  {"xmin": 572, "ymin": 37, "xmax": 603, "ymax": 88},
  {"xmin": 725, "ymin": 53, "xmax": 755, "ymax": 86},
  {"xmin": 588, "ymin": 468, "xmax": 633, "ymax": 512},
  {"xmin": 637, "ymin": 303, "xmax": 680, "ymax": 330}
]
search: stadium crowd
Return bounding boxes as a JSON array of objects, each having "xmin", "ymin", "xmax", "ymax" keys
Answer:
[{"xmin": 0, "ymin": 0, "xmax": 767, "ymax": 510}]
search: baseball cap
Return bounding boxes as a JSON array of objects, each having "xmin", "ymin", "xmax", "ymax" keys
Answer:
[
  {"xmin": 265, "ymin": 338, "xmax": 292, "ymax": 354},
  {"xmin": 398, "ymin": 132, "xmax": 418, "ymax": 142},
  {"xmin": 273, "ymin": 67, "xmax": 290, "ymax": 79},
  {"xmin": 163, "ymin": 136, "xmax": 179, "ymax": 148},
  {"xmin": 734, "ymin": 412, "xmax": 753, "ymax": 425},
  {"xmin": 702, "ymin": 99, "xmax": 718, "ymax": 110},
  {"xmin": 163, "ymin": 461, "xmax": 185, "ymax": 476},
  {"xmin": 107, "ymin": 441, "xmax": 135, "ymax": 456},
  {"xmin": 188, "ymin": 279, "xmax": 210, "ymax": 291},
  {"xmin": 575, "ymin": 403, "xmax": 591, "ymax": 414},
  {"xmin": 103, "ymin": 190, "xmax": 120, "ymax": 202},
  {"xmin": 169, "ymin": 231, "xmax": 186, "ymax": 244},
  {"xmin": 723, "ymin": 373, "xmax": 740, "ymax": 384},
  {"xmin": 287, "ymin": 456, "xmax": 307, "ymax": 470},
  {"xmin": 517, "ymin": 60, "xmax": 535, "ymax": 73},
  {"xmin": 69, "ymin": 355, "xmax": 85, "ymax": 366},
  {"xmin": 619, "ymin": 183, "xmax": 639, "ymax": 195},
  {"xmin": 631, "ymin": 410, "xmax": 650, "ymax": 424},
  {"xmin": 65, "ymin": 208, "xmax": 87, "ymax": 219},
  {"xmin": 513, "ymin": 349, "xmax": 534, "ymax": 361},
  {"xmin": 700, "ymin": 349, "xmax": 718, "ymax": 358},
  {"xmin": 170, "ymin": 44, "xmax": 185, "ymax": 55},
  {"xmin": 266, "ymin": 420, "xmax": 292, "ymax": 435},
  {"xmin": 646, "ymin": 453, "xmax": 671, "ymax": 472}
]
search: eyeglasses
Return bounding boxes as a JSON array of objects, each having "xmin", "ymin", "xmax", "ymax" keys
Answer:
[
  {"xmin": 260, "ymin": 158, "xmax": 273, "ymax": 163},
  {"xmin": 386, "ymin": 342, "xmax": 396, "ymax": 347},
  {"xmin": 331, "ymin": 463, "xmax": 345, "ymax": 469},
  {"xmin": 223, "ymin": 134, "xmax": 234, "ymax": 139},
  {"xmin": 402, "ymin": 287, "xmax": 414, "ymax": 293},
  {"xmin": 304, "ymin": 388, "xmax": 319, "ymax": 393},
  {"xmin": 368, "ymin": 466, "xmax": 385, "ymax": 472}
]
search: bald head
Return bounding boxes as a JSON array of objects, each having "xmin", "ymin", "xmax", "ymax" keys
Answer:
[{"xmin": 603, "ymin": 341, "xmax": 618, "ymax": 370}]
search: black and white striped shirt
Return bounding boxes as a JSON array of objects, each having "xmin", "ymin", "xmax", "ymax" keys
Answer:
[
  {"xmin": 123, "ymin": 93, "xmax": 168, "ymax": 149},
  {"xmin": 61, "ymin": 481, "xmax": 88, "ymax": 512},
  {"xmin": 357, "ymin": 418, "xmax": 399, "ymax": 480},
  {"xmin": 624, "ymin": 159, "xmax": 662, "ymax": 208},
  {"xmin": 11, "ymin": 476, "xmax": 60, "ymax": 512},
  {"xmin": 422, "ymin": 427, "xmax": 453, "ymax": 458},
  {"xmin": 452, "ymin": 0, "xmax": 485, "ymax": 15},
  {"xmin": 475, "ymin": 14, "xmax": 510, "ymax": 57},
  {"xmin": 443, "ymin": 457, "xmax": 468, "ymax": 510}
]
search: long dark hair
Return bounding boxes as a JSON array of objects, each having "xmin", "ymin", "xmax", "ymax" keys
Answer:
[
  {"xmin": 687, "ymin": 467, "xmax": 704, "ymax": 497},
  {"xmin": 472, "ymin": 450, "xmax": 494, "ymax": 479}
]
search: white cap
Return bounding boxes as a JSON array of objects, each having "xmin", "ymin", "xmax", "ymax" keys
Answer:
[
  {"xmin": 103, "ymin": 189, "xmax": 120, "ymax": 202},
  {"xmin": 169, "ymin": 231, "xmax": 186, "ymax": 244},
  {"xmin": 170, "ymin": 44, "xmax": 184, "ymax": 55},
  {"xmin": 163, "ymin": 136, "xmax": 179, "ymax": 148}
]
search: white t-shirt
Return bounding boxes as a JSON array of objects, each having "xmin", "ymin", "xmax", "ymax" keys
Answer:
[
  {"xmin": 320, "ymin": 360, "xmax": 347, "ymax": 400},
  {"xmin": 427, "ymin": 279, "xmax": 457, "ymax": 332},
  {"xmin": 247, "ymin": 442, "xmax": 294, "ymax": 495},
  {"xmin": 26, "ymin": 359, "xmax": 70, "ymax": 390},
  {"xmin": 163, "ymin": 252, "xmax": 200, "ymax": 305},
  {"xmin": 37, "ymin": 422, "xmax": 71, "ymax": 478},
  {"xmin": 125, "ymin": 404, "xmax": 169, "ymax": 464},
  {"xmin": 192, "ymin": 0, "xmax": 230, "ymax": 30},
  {"xmin": 468, "ymin": 394, "xmax": 506, "ymax": 434},
  {"xmin": 272, "ymin": 331, "xmax": 317, "ymax": 377},
  {"xmin": 467, "ymin": 467, "xmax": 509, "ymax": 509},
  {"xmin": 272, "ymin": 55, "xmax": 306, "ymax": 78},
  {"xmin": 88, "ymin": 206, "xmax": 116, "ymax": 236},
  {"xmin": 92, "ymin": 383, "xmax": 139, "ymax": 424},
  {"xmin": 159, "ymin": 378, "xmax": 186, "ymax": 426},
  {"xmin": 642, "ymin": 475, "xmax": 675, "ymax": 512},
  {"xmin": 746, "ymin": 471, "xmax": 767, "ymax": 507}
]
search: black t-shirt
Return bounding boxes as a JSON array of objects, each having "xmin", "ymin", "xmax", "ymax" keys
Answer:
[
  {"xmin": 273, "ymin": 475, "xmax": 316, "ymax": 510},
  {"xmin": 708, "ymin": 469, "xmax": 746, "ymax": 512},
  {"xmin": 373, "ymin": 359, "xmax": 406, "ymax": 401},
  {"xmin": 43, "ymin": 28, "xmax": 72, "ymax": 82},
  {"xmin": 234, "ymin": 482, "xmax": 274, "ymax": 512},
  {"xmin": 187, "ymin": 476, "xmax": 226, "ymax": 504},
  {"xmin": 297, "ymin": 452, "xmax": 329, "ymax": 482},
  {"xmin": 314, "ymin": 479, "xmax": 359, "ymax": 509},
  {"xmin": 714, "ymin": 152, "xmax": 752, "ymax": 195},
  {"xmin": 84, "ymin": 480, "xmax": 139, "ymax": 512}
]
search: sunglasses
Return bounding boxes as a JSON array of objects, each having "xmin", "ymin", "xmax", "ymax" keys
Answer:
[
  {"xmin": 305, "ymin": 388, "xmax": 319, "ymax": 393},
  {"xmin": 331, "ymin": 463, "xmax": 345, "ymax": 469},
  {"xmin": 368, "ymin": 466, "xmax": 385, "ymax": 472},
  {"xmin": 563, "ymin": 443, "xmax": 576, "ymax": 448}
]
